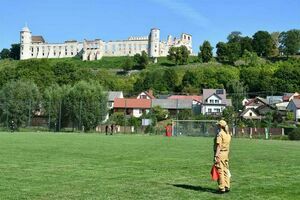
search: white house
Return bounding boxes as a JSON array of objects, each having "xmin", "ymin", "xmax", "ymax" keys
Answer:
[
  {"xmin": 136, "ymin": 90, "xmax": 155, "ymax": 99},
  {"xmin": 287, "ymin": 99, "xmax": 300, "ymax": 122},
  {"xmin": 201, "ymin": 89, "xmax": 232, "ymax": 115}
]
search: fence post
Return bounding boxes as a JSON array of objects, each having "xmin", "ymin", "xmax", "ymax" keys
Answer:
[
  {"xmin": 58, "ymin": 100, "xmax": 62, "ymax": 132},
  {"xmin": 79, "ymin": 100, "xmax": 82, "ymax": 131},
  {"xmin": 48, "ymin": 100, "xmax": 51, "ymax": 131},
  {"xmin": 6, "ymin": 104, "xmax": 9, "ymax": 130},
  {"xmin": 28, "ymin": 100, "xmax": 32, "ymax": 127}
]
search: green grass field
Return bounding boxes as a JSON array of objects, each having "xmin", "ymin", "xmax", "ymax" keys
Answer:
[{"xmin": 0, "ymin": 132, "xmax": 299, "ymax": 200}]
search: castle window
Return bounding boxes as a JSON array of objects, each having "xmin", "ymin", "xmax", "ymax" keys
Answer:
[
  {"xmin": 65, "ymin": 52, "xmax": 67, "ymax": 55},
  {"xmin": 31, "ymin": 54, "xmax": 33, "ymax": 56},
  {"xmin": 188, "ymin": 36, "xmax": 191, "ymax": 40},
  {"xmin": 184, "ymin": 35, "xmax": 186, "ymax": 39},
  {"xmin": 71, "ymin": 52, "xmax": 74, "ymax": 55}
]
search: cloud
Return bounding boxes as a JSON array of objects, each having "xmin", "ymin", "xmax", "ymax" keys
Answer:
[{"xmin": 150, "ymin": 0, "xmax": 209, "ymax": 27}]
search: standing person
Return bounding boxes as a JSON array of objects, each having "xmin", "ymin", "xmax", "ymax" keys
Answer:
[
  {"xmin": 214, "ymin": 120, "xmax": 232, "ymax": 193},
  {"xmin": 105, "ymin": 125, "xmax": 109, "ymax": 135},
  {"xmin": 110, "ymin": 124, "xmax": 114, "ymax": 135}
]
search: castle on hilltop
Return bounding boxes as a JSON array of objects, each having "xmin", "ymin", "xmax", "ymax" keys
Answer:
[{"xmin": 20, "ymin": 26, "xmax": 192, "ymax": 62}]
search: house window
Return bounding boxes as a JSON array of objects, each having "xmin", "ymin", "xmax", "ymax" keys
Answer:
[
  {"xmin": 214, "ymin": 108, "xmax": 221, "ymax": 113},
  {"xmin": 208, "ymin": 108, "xmax": 212, "ymax": 113},
  {"xmin": 210, "ymin": 100, "xmax": 214, "ymax": 103},
  {"xmin": 250, "ymin": 112, "xmax": 253, "ymax": 117},
  {"xmin": 139, "ymin": 109, "xmax": 142, "ymax": 114},
  {"xmin": 215, "ymin": 100, "xmax": 219, "ymax": 103},
  {"xmin": 140, "ymin": 95, "xmax": 147, "ymax": 99}
]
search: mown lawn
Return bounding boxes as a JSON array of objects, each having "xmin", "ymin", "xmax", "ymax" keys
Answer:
[{"xmin": 0, "ymin": 132, "xmax": 299, "ymax": 200}]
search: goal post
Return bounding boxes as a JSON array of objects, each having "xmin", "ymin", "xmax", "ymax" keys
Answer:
[{"xmin": 171, "ymin": 120, "xmax": 218, "ymax": 137}]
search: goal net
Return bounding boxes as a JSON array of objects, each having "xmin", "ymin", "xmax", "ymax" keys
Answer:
[{"xmin": 172, "ymin": 120, "xmax": 218, "ymax": 137}]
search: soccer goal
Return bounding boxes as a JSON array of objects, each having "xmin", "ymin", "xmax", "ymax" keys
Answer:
[{"xmin": 171, "ymin": 120, "xmax": 218, "ymax": 137}]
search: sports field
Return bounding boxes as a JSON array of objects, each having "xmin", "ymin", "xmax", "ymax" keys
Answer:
[{"xmin": 0, "ymin": 132, "xmax": 299, "ymax": 200}]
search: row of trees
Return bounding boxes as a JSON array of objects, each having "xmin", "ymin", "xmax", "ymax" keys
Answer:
[
  {"xmin": 0, "ymin": 79, "xmax": 107, "ymax": 131},
  {"xmin": 0, "ymin": 44, "xmax": 20, "ymax": 60},
  {"xmin": 198, "ymin": 29, "xmax": 300, "ymax": 64}
]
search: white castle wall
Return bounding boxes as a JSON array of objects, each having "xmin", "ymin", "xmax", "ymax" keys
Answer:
[{"xmin": 20, "ymin": 26, "xmax": 192, "ymax": 61}]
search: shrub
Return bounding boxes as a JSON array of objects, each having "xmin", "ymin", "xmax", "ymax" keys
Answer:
[{"xmin": 288, "ymin": 128, "xmax": 300, "ymax": 140}]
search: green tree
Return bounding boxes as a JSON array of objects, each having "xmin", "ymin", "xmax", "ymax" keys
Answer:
[
  {"xmin": 216, "ymin": 42, "xmax": 228, "ymax": 63},
  {"xmin": 222, "ymin": 107, "xmax": 236, "ymax": 126},
  {"xmin": 240, "ymin": 36, "xmax": 253, "ymax": 53},
  {"xmin": 0, "ymin": 48, "xmax": 10, "ymax": 59},
  {"xmin": 16, "ymin": 59, "xmax": 55, "ymax": 90},
  {"xmin": 122, "ymin": 56, "xmax": 134, "ymax": 72},
  {"xmin": 252, "ymin": 31, "xmax": 275, "ymax": 57},
  {"xmin": 134, "ymin": 51, "xmax": 149, "ymax": 69},
  {"xmin": 227, "ymin": 80, "xmax": 247, "ymax": 112},
  {"xmin": 163, "ymin": 68, "xmax": 178, "ymax": 91},
  {"xmin": 68, "ymin": 80, "xmax": 107, "ymax": 132},
  {"xmin": 0, "ymin": 80, "xmax": 40, "ymax": 127},
  {"xmin": 242, "ymin": 50, "xmax": 260, "ymax": 66},
  {"xmin": 44, "ymin": 84, "xmax": 72, "ymax": 131},
  {"xmin": 152, "ymin": 106, "xmax": 169, "ymax": 121},
  {"xmin": 271, "ymin": 32, "xmax": 280, "ymax": 56},
  {"xmin": 52, "ymin": 62, "xmax": 77, "ymax": 85},
  {"xmin": 227, "ymin": 31, "xmax": 242, "ymax": 43},
  {"xmin": 9, "ymin": 44, "xmax": 20, "ymax": 60},
  {"xmin": 167, "ymin": 46, "xmax": 190, "ymax": 65},
  {"xmin": 279, "ymin": 29, "xmax": 300, "ymax": 56},
  {"xmin": 199, "ymin": 40, "xmax": 213, "ymax": 63}
]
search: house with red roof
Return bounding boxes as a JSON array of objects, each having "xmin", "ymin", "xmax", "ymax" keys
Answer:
[{"xmin": 114, "ymin": 98, "xmax": 151, "ymax": 118}]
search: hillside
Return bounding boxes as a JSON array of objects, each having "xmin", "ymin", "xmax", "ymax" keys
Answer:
[{"xmin": 0, "ymin": 56, "xmax": 300, "ymax": 97}]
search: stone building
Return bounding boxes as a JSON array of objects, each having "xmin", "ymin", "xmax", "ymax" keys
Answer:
[{"xmin": 20, "ymin": 26, "xmax": 192, "ymax": 62}]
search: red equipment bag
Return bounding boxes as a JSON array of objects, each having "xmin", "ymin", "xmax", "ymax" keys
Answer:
[{"xmin": 210, "ymin": 164, "xmax": 219, "ymax": 181}]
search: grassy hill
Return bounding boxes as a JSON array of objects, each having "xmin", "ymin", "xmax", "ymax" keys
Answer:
[{"xmin": 0, "ymin": 132, "xmax": 299, "ymax": 199}]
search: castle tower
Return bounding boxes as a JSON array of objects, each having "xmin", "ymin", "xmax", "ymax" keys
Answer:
[
  {"xmin": 149, "ymin": 28, "xmax": 160, "ymax": 63},
  {"xmin": 20, "ymin": 26, "xmax": 32, "ymax": 60},
  {"xmin": 181, "ymin": 33, "xmax": 193, "ymax": 54}
]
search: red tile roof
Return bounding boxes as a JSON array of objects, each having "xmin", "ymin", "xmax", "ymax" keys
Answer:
[
  {"xmin": 168, "ymin": 95, "xmax": 202, "ymax": 102},
  {"xmin": 114, "ymin": 98, "xmax": 151, "ymax": 109}
]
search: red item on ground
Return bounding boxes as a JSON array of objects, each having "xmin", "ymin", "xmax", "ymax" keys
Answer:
[
  {"xmin": 165, "ymin": 125, "xmax": 172, "ymax": 137},
  {"xmin": 210, "ymin": 164, "xmax": 219, "ymax": 181}
]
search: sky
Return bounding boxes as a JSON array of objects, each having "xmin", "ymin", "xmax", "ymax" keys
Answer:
[{"xmin": 0, "ymin": 0, "xmax": 299, "ymax": 53}]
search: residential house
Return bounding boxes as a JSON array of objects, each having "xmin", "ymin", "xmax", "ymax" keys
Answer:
[
  {"xmin": 239, "ymin": 108, "xmax": 262, "ymax": 120},
  {"xmin": 282, "ymin": 92, "xmax": 300, "ymax": 102},
  {"xmin": 113, "ymin": 98, "xmax": 151, "ymax": 118},
  {"xmin": 137, "ymin": 90, "xmax": 155, "ymax": 99},
  {"xmin": 152, "ymin": 99, "xmax": 194, "ymax": 116},
  {"xmin": 201, "ymin": 89, "xmax": 232, "ymax": 115},
  {"xmin": 240, "ymin": 96, "xmax": 276, "ymax": 120},
  {"xmin": 168, "ymin": 95, "xmax": 202, "ymax": 114},
  {"xmin": 266, "ymin": 96, "xmax": 283, "ymax": 105},
  {"xmin": 244, "ymin": 97, "xmax": 268, "ymax": 109},
  {"xmin": 108, "ymin": 91, "xmax": 124, "ymax": 109},
  {"xmin": 287, "ymin": 99, "xmax": 300, "ymax": 122}
]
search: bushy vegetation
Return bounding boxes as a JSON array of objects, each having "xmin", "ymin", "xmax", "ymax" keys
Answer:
[{"xmin": 288, "ymin": 128, "xmax": 300, "ymax": 140}]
